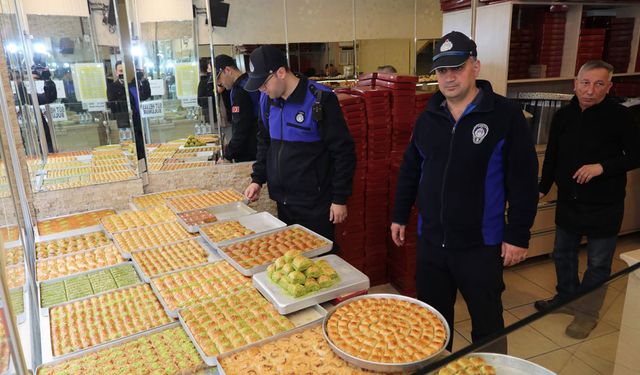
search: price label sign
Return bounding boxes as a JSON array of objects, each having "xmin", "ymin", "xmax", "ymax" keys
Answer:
[
  {"xmin": 140, "ymin": 100, "xmax": 164, "ymax": 118},
  {"xmin": 46, "ymin": 103, "xmax": 68, "ymax": 122},
  {"xmin": 181, "ymin": 97, "xmax": 198, "ymax": 107}
]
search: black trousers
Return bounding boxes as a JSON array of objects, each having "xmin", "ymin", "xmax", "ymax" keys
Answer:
[
  {"xmin": 417, "ymin": 237, "xmax": 507, "ymax": 353},
  {"xmin": 276, "ymin": 201, "xmax": 338, "ymax": 253}
]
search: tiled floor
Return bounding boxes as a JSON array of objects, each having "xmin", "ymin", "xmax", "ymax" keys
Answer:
[{"xmin": 369, "ymin": 231, "xmax": 640, "ymax": 374}]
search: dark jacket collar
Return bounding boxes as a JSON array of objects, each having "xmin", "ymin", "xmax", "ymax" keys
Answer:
[
  {"xmin": 569, "ymin": 95, "xmax": 615, "ymax": 113},
  {"xmin": 285, "ymin": 75, "xmax": 308, "ymax": 104},
  {"xmin": 427, "ymin": 79, "xmax": 496, "ymax": 114},
  {"xmin": 233, "ymin": 72, "xmax": 248, "ymax": 88}
]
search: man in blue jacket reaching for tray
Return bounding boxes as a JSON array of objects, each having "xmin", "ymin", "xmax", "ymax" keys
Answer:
[{"xmin": 391, "ymin": 31, "xmax": 539, "ymax": 352}]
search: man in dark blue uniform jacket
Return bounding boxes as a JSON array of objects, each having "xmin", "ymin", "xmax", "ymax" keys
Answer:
[
  {"xmin": 391, "ymin": 31, "xmax": 539, "ymax": 352},
  {"xmin": 243, "ymin": 45, "xmax": 356, "ymax": 247}
]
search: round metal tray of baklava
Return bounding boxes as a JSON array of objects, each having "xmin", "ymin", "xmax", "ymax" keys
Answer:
[{"xmin": 322, "ymin": 293, "xmax": 450, "ymax": 373}]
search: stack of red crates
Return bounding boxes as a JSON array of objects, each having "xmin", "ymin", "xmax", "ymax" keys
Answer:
[
  {"xmin": 611, "ymin": 79, "xmax": 640, "ymax": 97},
  {"xmin": 415, "ymin": 92, "xmax": 431, "ymax": 117},
  {"xmin": 335, "ymin": 93, "xmax": 367, "ymax": 272},
  {"xmin": 576, "ymin": 28, "xmax": 606, "ymax": 74},
  {"xmin": 351, "ymin": 84, "xmax": 392, "ymax": 286},
  {"xmin": 605, "ymin": 18, "xmax": 635, "ymax": 74},
  {"xmin": 539, "ymin": 12, "xmax": 566, "ymax": 77},
  {"xmin": 440, "ymin": 0, "xmax": 470, "ymax": 12},
  {"xmin": 636, "ymin": 38, "xmax": 640, "ymax": 72},
  {"xmin": 509, "ymin": 28, "xmax": 535, "ymax": 79}
]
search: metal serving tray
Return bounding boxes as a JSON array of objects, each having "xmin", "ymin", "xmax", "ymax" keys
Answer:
[
  {"xmin": 35, "ymin": 322, "xmax": 183, "ymax": 372},
  {"xmin": 40, "ymin": 282, "xmax": 169, "ymax": 362},
  {"xmin": 129, "ymin": 188, "xmax": 204, "ymax": 210},
  {"xmin": 462, "ymin": 353, "xmax": 556, "ymax": 375},
  {"xmin": 165, "ymin": 189, "xmax": 247, "ymax": 214},
  {"xmin": 175, "ymin": 201, "xmax": 257, "ymax": 233},
  {"xmin": 199, "ymin": 212, "xmax": 286, "ymax": 248},
  {"xmin": 322, "ymin": 293, "xmax": 451, "ymax": 373},
  {"xmin": 34, "ymin": 208, "xmax": 116, "ymax": 242},
  {"xmin": 38, "ymin": 262, "xmax": 142, "ymax": 317},
  {"xmin": 253, "ymin": 254, "xmax": 370, "ymax": 315},
  {"xmin": 148, "ymin": 260, "xmax": 251, "ymax": 319},
  {"xmin": 111, "ymin": 220, "xmax": 195, "ymax": 259},
  {"xmin": 180, "ymin": 303, "xmax": 327, "ymax": 367},
  {"xmin": 216, "ymin": 320, "xmax": 330, "ymax": 374},
  {"xmin": 215, "ymin": 224, "xmax": 333, "ymax": 276},
  {"xmin": 130, "ymin": 237, "xmax": 218, "ymax": 283},
  {"xmin": 35, "ymin": 244, "xmax": 126, "ymax": 283}
]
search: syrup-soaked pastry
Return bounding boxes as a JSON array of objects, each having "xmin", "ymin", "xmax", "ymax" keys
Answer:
[
  {"xmin": 327, "ymin": 298, "xmax": 447, "ymax": 364},
  {"xmin": 436, "ymin": 356, "xmax": 496, "ymax": 375}
]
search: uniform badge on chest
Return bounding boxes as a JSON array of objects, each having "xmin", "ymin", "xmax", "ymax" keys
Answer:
[
  {"xmin": 472, "ymin": 123, "xmax": 489, "ymax": 144},
  {"xmin": 295, "ymin": 111, "xmax": 305, "ymax": 123}
]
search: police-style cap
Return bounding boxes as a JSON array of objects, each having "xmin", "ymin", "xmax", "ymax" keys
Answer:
[
  {"xmin": 244, "ymin": 45, "xmax": 288, "ymax": 92},
  {"xmin": 431, "ymin": 31, "xmax": 477, "ymax": 72},
  {"xmin": 214, "ymin": 54, "xmax": 236, "ymax": 74}
]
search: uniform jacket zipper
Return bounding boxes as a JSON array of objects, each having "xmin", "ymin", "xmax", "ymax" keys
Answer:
[
  {"xmin": 277, "ymin": 105, "xmax": 287, "ymax": 204},
  {"xmin": 440, "ymin": 125, "xmax": 456, "ymax": 247}
]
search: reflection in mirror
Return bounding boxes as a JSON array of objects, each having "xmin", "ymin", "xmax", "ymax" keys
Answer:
[
  {"xmin": 356, "ymin": 38, "xmax": 415, "ymax": 76},
  {"xmin": 1, "ymin": 1, "xmax": 141, "ymax": 193},
  {"xmin": 292, "ymin": 42, "xmax": 357, "ymax": 90},
  {"xmin": 0, "ymin": 146, "xmax": 26, "ymax": 374},
  {"xmin": 416, "ymin": 38, "xmax": 438, "ymax": 82},
  {"xmin": 130, "ymin": 0, "xmax": 221, "ymax": 173}
]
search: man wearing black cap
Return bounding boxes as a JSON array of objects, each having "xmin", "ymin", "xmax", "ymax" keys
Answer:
[
  {"xmin": 243, "ymin": 45, "xmax": 356, "ymax": 248},
  {"xmin": 214, "ymin": 54, "xmax": 260, "ymax": 162},
  {"xmin": 391, "ymin": 31, "xmax": 539, "ymax": 352}
]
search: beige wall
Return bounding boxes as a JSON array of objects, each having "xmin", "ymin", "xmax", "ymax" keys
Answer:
[
  {"xmin": 358, "ymin": 39, "xmax": 413, "ymax": 75},
  {"xmin": 287, "ymin": 0, "xmax": 354, "ymax": 43},
  {"xmin": 136, "ymin": 0, "xmax": 192, "ymax": 23},
  {"xmin": 22, "ymin": 0, "xmax": 88, "ymax": 17}
]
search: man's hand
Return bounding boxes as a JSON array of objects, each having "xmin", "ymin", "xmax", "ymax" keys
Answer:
[
  {"xmin": 539, "ymin": 192, "xmax": 545, "ymax": 200},
  {"xmin": 390, "ymin": 223, "xmax": 406, "ymax": 247},
  {"xmin": 573, "ymin": 164, "xmax": 603, "ymax": 184},
  {"xmin": 216, "ymin": 158, "xmax": 230, "ymax": 164},
  {"xmin": 502, "ymin": 242, "xmax": 528, "ymax": 267},
  {"xmin": 244, "ymin": 183, "xmax": 261, "ymax": 202},
  {"xmin": 329, "ymin": 204, "xmax": 348, "ymax": 224}
]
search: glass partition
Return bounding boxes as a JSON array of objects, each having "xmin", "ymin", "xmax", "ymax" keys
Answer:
[
  {"xmin": 418, "ymin": 262, "xmax": 640, "ymax": 374},
  {"xmin": 125, "ymin": 0, "xmax": 221, "ymax": 173},
  {"xmin": 203, "ymin": 0, "xmax": 286, "ymax": 164},
  {"xmin": 1, "ymin": 0, "xmax": 139, "ymax": 193}
]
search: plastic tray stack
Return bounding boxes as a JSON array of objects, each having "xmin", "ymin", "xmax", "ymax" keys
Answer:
[
  {"xmin": 605, "ymin": 17, "xmax": 635, "ymax": 74},
  {"xmin": 539, "ymin": 11, "xmax": 566, "ymax": 78},
  {"xmin": 353, "ymin": 80, "xmax": 394, "ymax": 286},
  {"xmin": 335, "ymin": 93, "xmax": 367, "ymax": 272},
  {"xmin": 576, "ymin": 28, "xmax": 606, "ymax": 74}
]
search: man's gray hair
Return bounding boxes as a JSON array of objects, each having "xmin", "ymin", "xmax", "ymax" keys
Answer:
[{"xmin": 577, "ymin": 60, "xmax": 614, "ymax": 80}]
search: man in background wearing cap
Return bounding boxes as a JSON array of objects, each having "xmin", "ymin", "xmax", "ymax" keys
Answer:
[
  {"xmin": 391, "ymin": 31, "xmax": 538, "ymax": 352},
  {"xmin": 243, "ymin": 45, "xmax": 356, "ymax": 249},
  {"xmin": 214, "ymin": 54, "xmax": 260, "ymax": 162}
]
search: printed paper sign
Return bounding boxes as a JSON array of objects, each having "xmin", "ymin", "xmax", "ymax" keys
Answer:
[
  {"xmin": 140, "ymin": 99, "xmax": 164, "ymax": 118},
  {"xmin": 149, "ymin": 79, "xmax": 165, "ymax": 96},
  {"xmin": 53, "ymin": 79, "xmax": 66, "ymax": 99},
  {"xmin": 72, "ymin": 63, "xmax": 107, "ymax": 102},
  {"xmin": 35, "ymin": 80, "xmax": 45, "ymax": 94},
  {"xmin": 175, "ymin": 62, "xmax": 199, "ymax": 99},
  {"xmin": 181, "ymin": 97, "xmax": 198, "ymax": 107},
  {"xmin": 45, "ymin": 103, "xmax": 68, "ymax": 122},
  {"xmin": 85, "ymin": 101, "xmax": 106, "ymax": 112}
]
